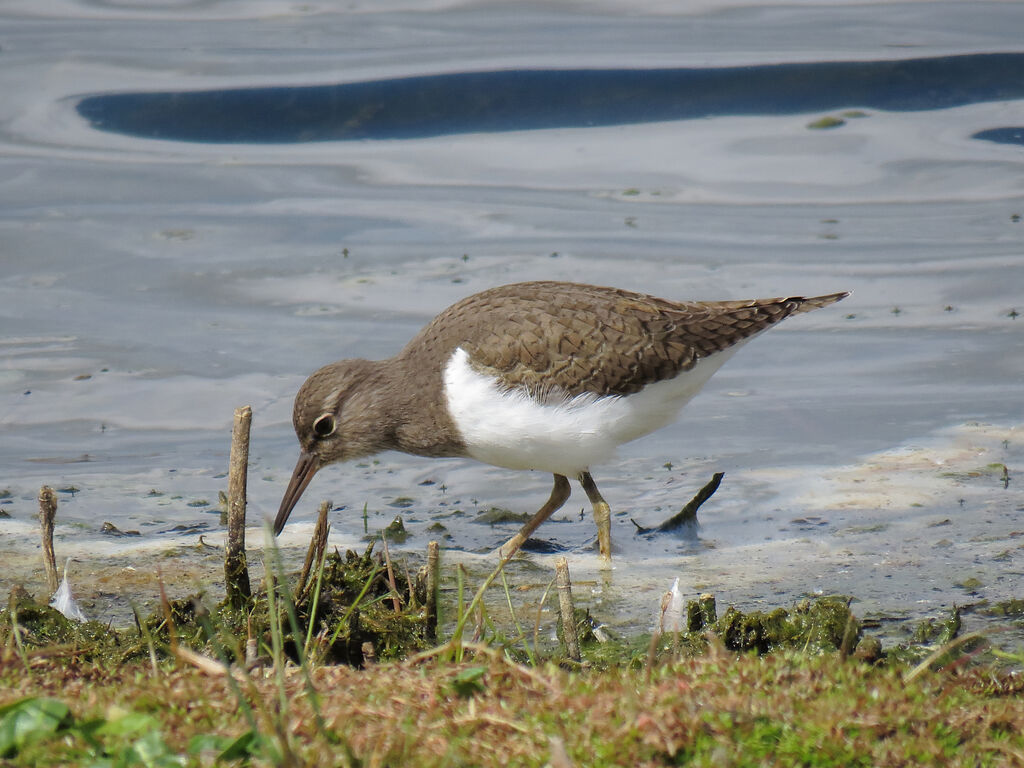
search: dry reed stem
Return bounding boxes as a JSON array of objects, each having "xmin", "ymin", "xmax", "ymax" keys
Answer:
[
  {"xmin": 172, "ymin": 644, "xmax": 248, "ymax": 682},
  {"xmin": 37, "ymin": 486, "xmax": 59, "ymax": 596},
  {"xmin": 555, "ymin": 557, "xmax": 581, "ymax": 662},
  {"xmin": 296, "ymin": 500, "xmax": 330, "ymax": 602},
  {"xmin": 425, "ymin": 541, "xmax": 440, "ymax": 641},
  {"xmin": 380, "ymin": 533, "xmax": 402, "ymax": 613},
  {"xmin": 225, "ymin": 405, "xmax": 252, "ymax": 608}
]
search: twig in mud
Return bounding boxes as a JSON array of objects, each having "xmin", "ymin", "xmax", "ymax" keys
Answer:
[
  {"xmin": 904, "ymin": 631, "xmax": 989, "ymax": 683},
  {"xmin": 533, "ymin": 576, "xmax": 557, "ymax": 662},
  {"xmin": 402, "ymin": 560, "xmax": 415, "ymax": 609},
  {"xmin": 6, "ymin": 586, "xmax": 32, "ymax": 668},
  {"xmin": 425, "ymin": 540, "xmax": 440, "ymax": 641},
  {"xmin": 225, "ymin": 405, "xmax": 252, "ymax": 609},
  {"xmin": 631, "ymin": 472, "xmax": 724, "ymax": 534},
  {"xmin": 156, "ymin": 569, "xmax": 179, "ymax": 650},
  {"xmin": 380, "ymin": 532, "xmax": 402, "ymax": 612},
  {"xmin": 38, "ymin": 486, "xmax": 59, "ymax": 595},
  {"xmin": 296, "ymin": 500, "xmax": 330, "ymax": 602},
  {"xmin": 555, "ymin": 557, "xmax": 581, "ymax": 662},
  {"xmin": 839, "ymin": 603, "xmax": 860, "ymax": 661},
  {"xmin": 245, "ymin": 616, "xmax": 259, "ymax": 669},
  {"xmin": 646, "ymin": 596, "xmax": 669, "ymax": 683}
]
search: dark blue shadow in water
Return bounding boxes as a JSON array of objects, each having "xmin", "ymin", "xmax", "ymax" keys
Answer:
[
  {"xmin": 75, "ymin": 53, "xmax": 1024, "ymax": 144},
  {"xmin": 972, "ymin": 126, "xmax": 1024, "ymax": 146}
]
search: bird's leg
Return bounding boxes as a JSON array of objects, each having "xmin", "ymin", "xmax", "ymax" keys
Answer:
[
  {"xmin": 578, "ymin": 471, "xmax": 612, "ymax": 560},
  {"xmin": 498, "ymin": 474, "xmax": 572, "ymax": 560}
]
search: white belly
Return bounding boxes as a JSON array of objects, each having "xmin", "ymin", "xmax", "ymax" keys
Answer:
[{"xmin": 442, "ymin": 345, "xmax": 742, "ymax": 476}]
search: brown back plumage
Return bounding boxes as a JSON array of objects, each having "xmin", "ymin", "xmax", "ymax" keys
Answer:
[{"xmin": 399, "ymin": 281, "xmax": 847, "ymax": 398}]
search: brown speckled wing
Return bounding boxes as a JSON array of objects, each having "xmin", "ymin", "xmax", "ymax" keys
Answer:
[{"xmin": 401, "ymin": 281, "xmax": 847, "ymax": 398}]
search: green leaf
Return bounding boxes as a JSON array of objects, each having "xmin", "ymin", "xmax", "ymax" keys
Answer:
[
  {"xmin": 127, "ymin": 730, "xmax": 185, "ymax": 767},
  {"xmin": 95, "ymin": 711, "xmax": 158, "ymax": 738},
  {"xmin": 74, "ymin": 717, "xmax": 108, "ymax": 750},
  {"xmin": 217, "ymin": 729, "xmax": 261, "ymax": 761},
  {"xmin": 187, "ymin": 733, "xmax": 231, "ymax": 755},
  {"xmin": 450, "ymin": 666, "xmax": 487, "ymax": 698},
  {"xmin": 0, "ymin": 697, "xmax": 73, "ymax": 757}
]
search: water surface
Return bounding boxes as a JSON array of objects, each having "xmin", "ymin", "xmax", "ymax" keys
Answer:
[{"xmin": 1, "ymin": 0, "xmax": 1022, "ymax": 644}]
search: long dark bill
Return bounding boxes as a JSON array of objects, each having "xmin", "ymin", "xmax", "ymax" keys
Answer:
[{"xmin": 274, "ymin": 451, "xmax": 320, "ymax": 535}]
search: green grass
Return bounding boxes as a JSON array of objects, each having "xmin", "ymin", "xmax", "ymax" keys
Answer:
[
  {"xmin": 2, "ymin": 649, "xmax": 1023, "ymax": 766},
  {"xmin": 3, "ymin": 537, "xmax": 1023, "ymax": 766}
]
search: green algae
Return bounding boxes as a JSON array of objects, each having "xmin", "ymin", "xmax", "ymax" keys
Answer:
[
  {"xmin": 3, "ymin": 586, "xmax": 149, "ymax": 665},
  {"xmin": 807, "ymin": 115, "xmax": 845, "ymax": 129},
  {"xmin": 708, "ymin": 596, "xmax": 859, "ymax": 655},
  {"xmin": 3, "ymin": 542, "xmax": 434, "ymax": 669},
  {"xmin": 377, "ymin": 515, "xmax": 410, "ymax": 544},
  {"xmin": 473, "ymin": 507, "xmax": 530, "ymax": 524},
  {"xmin": 574, "ymin": 595, "xmax": 866, "ymax": 668},
  {"xmin": 984, "ymin": 598, "xmax": 1024, "ymax": 618}
]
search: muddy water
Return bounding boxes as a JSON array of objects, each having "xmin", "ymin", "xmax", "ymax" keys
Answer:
[{"xmin": 1, "ymin": 1, "xmax": 1022, "ymax": 645}]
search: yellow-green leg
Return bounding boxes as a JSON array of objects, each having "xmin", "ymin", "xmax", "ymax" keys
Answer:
[
  {"xmin": 499, "ymin": 474, "xmax": 572, "ymax": 560},
  {"xmin": 578, "ymin": 471, "xmax": 612, "ymax": 560}
]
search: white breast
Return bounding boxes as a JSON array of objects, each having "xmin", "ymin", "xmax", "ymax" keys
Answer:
[{"xmin": 442, "ymin": 345, "xmax": 742, "ymax": 476}]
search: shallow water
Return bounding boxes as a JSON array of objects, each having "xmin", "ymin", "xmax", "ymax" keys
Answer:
[{"xmin": 1, "ymin": 1, "xmax": 1022, "ymax": 644}]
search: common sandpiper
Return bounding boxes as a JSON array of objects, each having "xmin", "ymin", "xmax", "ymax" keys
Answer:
[{"xmin": 275, "ymin": 280, "xmax": 847, "ymax": 559}]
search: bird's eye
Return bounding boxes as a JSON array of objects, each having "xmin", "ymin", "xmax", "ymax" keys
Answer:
[{"xmin": 313, "ymin": 414, "xmax": 335, "ymax": 438}]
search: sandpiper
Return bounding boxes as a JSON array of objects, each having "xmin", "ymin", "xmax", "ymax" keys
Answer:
[{"xmin": 275, "ymin": 281, "xmax": 847, "ymax": 559}]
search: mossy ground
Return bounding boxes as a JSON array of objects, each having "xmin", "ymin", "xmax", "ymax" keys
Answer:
[
  {"xmin": 3, "ymin": 647, "xmax": 1023, "ymax": 766},
  {"xmin": 2, "ymin": 544, "xmax": 1023, "ymax": 766}
]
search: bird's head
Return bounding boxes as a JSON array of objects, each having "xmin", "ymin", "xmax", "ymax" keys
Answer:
[{"xmin": 274, "ymin": 359, "xmax": 392, "ymax": 534}]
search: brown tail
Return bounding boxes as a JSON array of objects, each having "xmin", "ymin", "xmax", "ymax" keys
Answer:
[{"xmin": 788, "ymin": 291, "xmax": 850, "ymax": 314}]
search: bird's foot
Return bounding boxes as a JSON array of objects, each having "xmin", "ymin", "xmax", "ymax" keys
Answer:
[{"xmin": 592, "ymin": 500, "xmax": 612, "ymax": 560}]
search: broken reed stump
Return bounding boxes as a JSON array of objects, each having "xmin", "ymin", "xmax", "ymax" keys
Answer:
[
  {"xmin": 425, "ymin": 540, "xmax": 440, "ymax": 641},
  {"xmin": 555, "ymin": 556, "xmax": 581, "ymax": 662},
  {"xmin": 224, "ymin": 405, "xmax": 252, "ymax": 609},
  {"xmin": 631, "ymin": 472, "xmax": 725, "ymax": 534},
  {"xmin": 687, "ymin": 592, "xmax": 718, "ymax": 632},
  {"xmin": 38, "ymin": 486, "xmax": 59, "ymax": 595},
  {"xmin": 296, "ymin": 500, "xmax": 330, "ymax": 602}
]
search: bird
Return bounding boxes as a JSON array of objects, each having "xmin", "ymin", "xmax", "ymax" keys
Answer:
[{"xmin": 274, "ymin": 280, "xmax": 847, "ymax": 559}]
